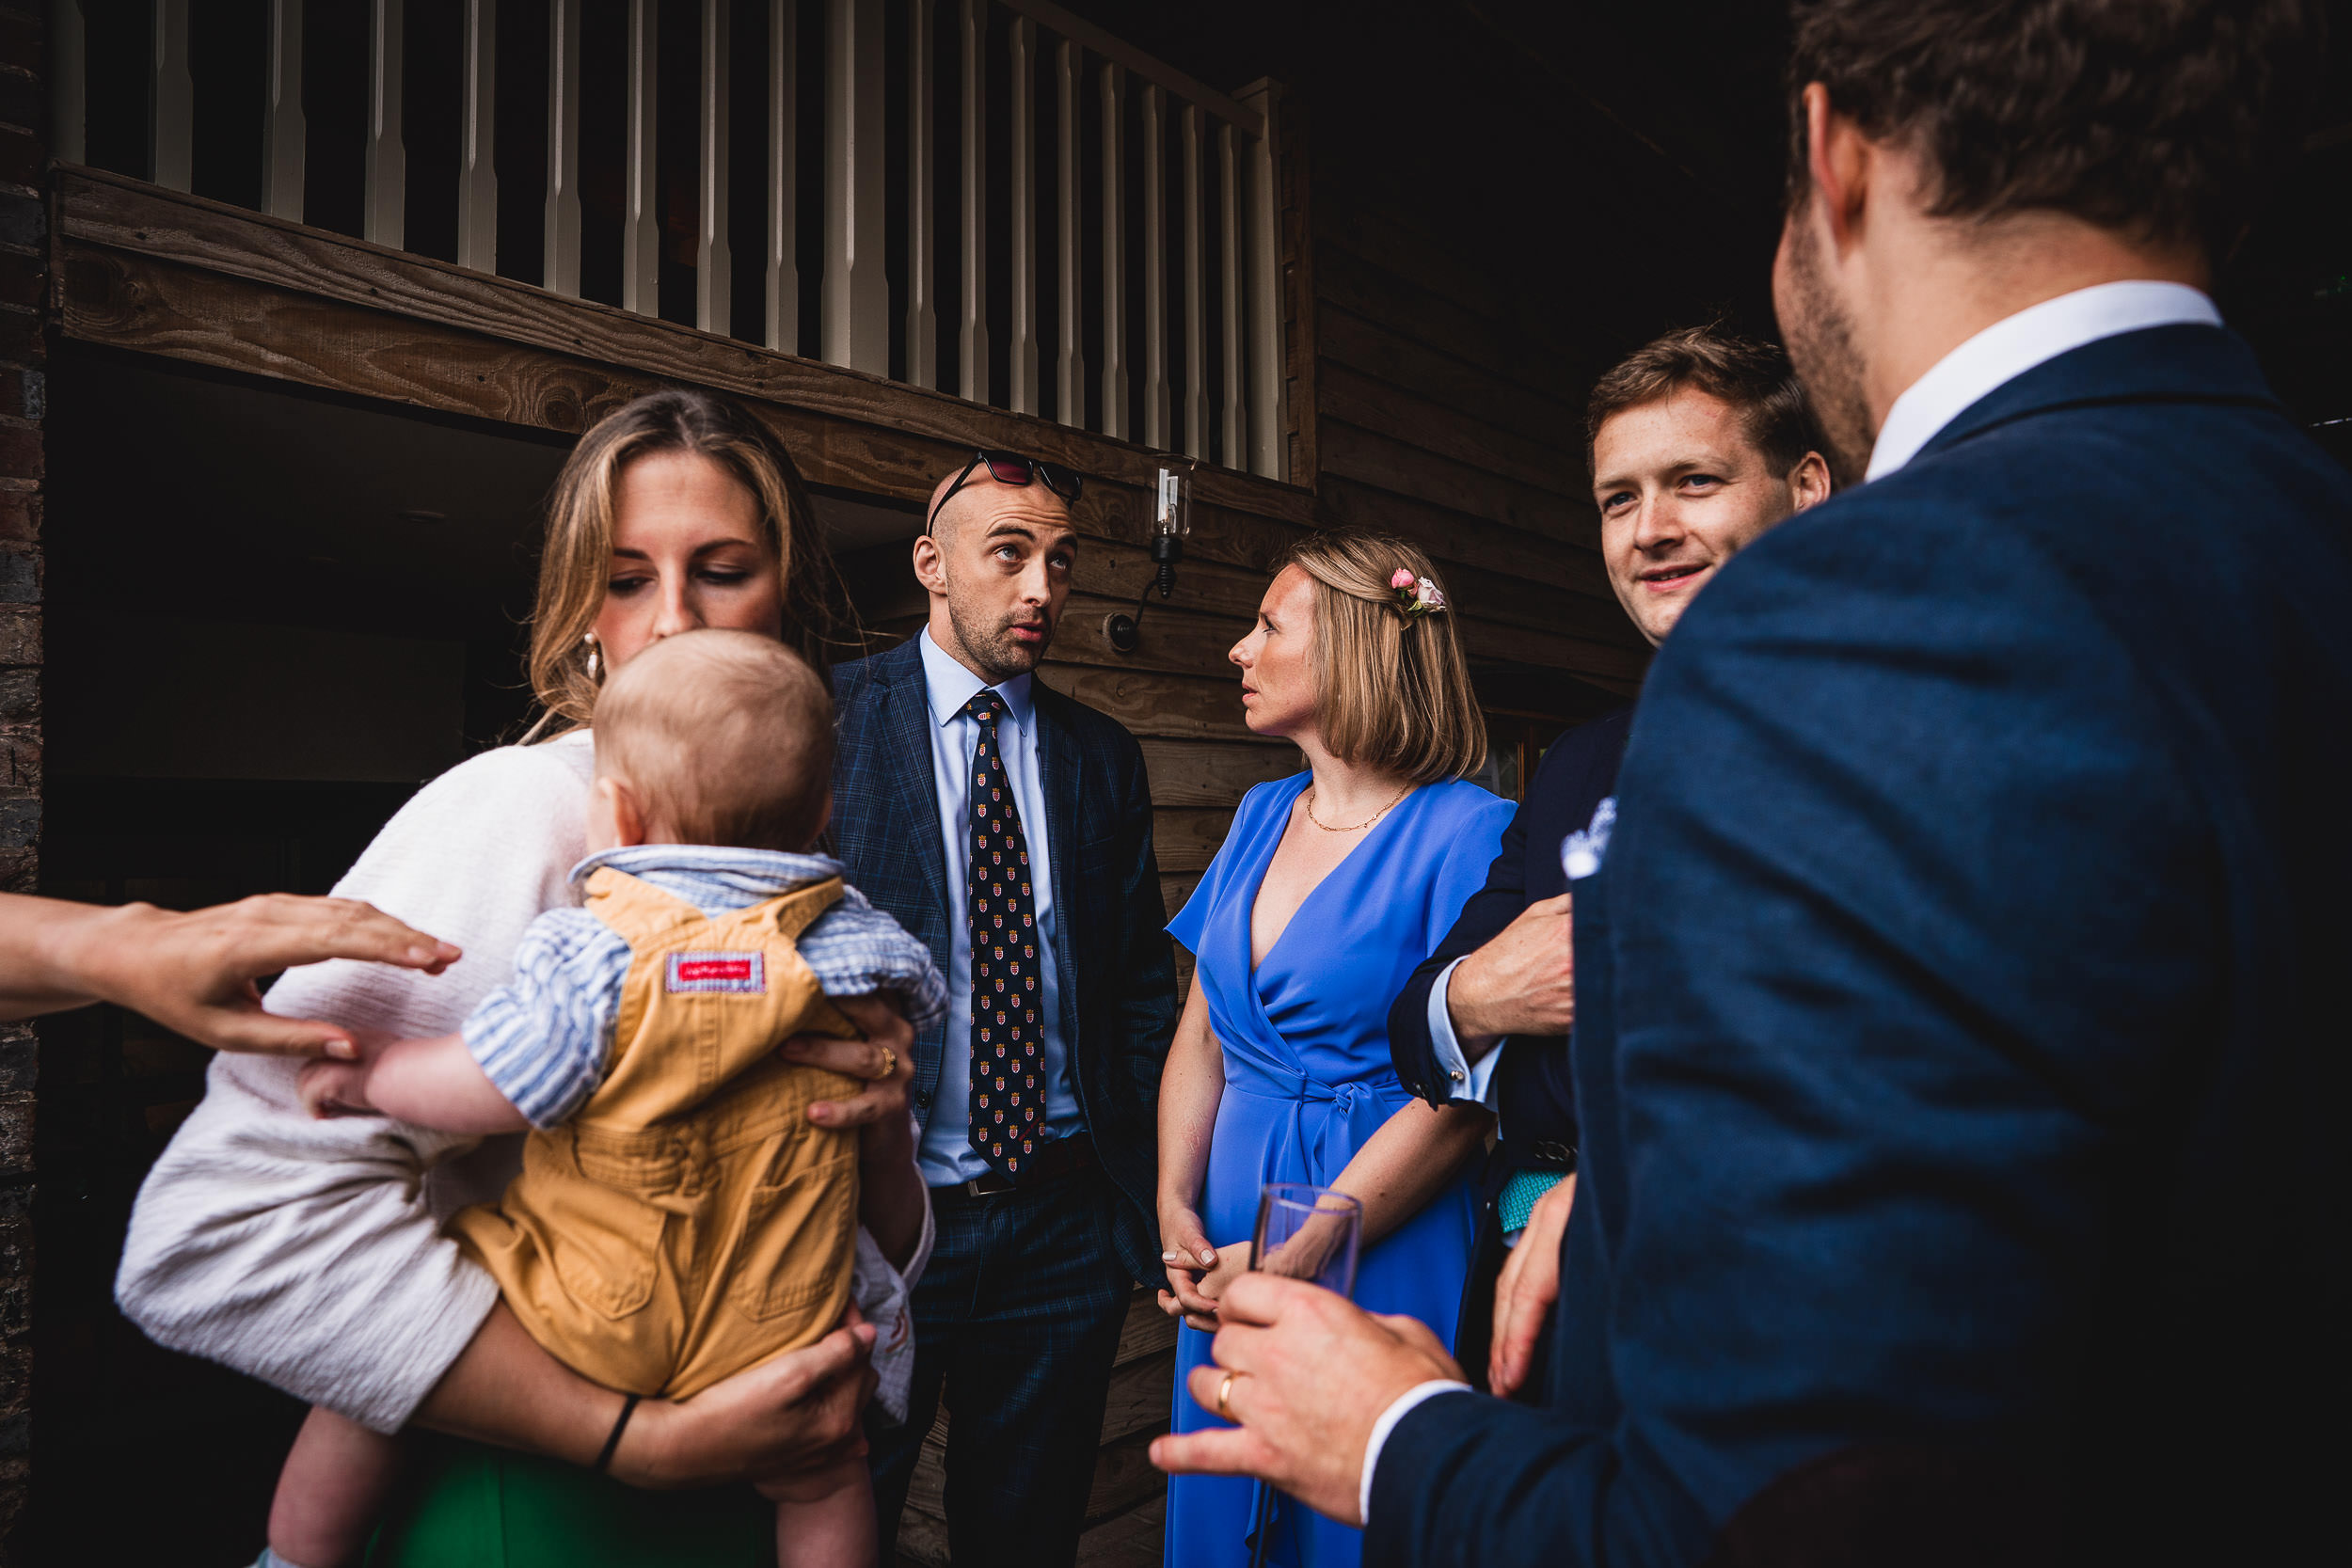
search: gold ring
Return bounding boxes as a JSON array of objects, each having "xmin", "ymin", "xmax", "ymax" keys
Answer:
[
  {"xmin": 1215, "ymin": 1370, "xmax": 1239, "ymax": 1423},
  {"xmin": 872, "ymin": 1046, "xmax": 898, "ymax": 1083}
]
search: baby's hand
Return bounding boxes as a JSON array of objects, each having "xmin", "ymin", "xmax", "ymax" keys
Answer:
[{"xmin": 297, "ymin": 1057, "xmax": 380, "ymax": 1119}]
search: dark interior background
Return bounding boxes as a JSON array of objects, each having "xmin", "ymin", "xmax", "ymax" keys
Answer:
[{"xmin": 28, "ymin": 2, "xmax": 2352, "ymax": 1563}]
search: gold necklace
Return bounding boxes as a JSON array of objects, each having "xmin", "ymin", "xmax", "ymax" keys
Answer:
[{"xmin": 1303, "ymin": 781, "xmax": 1411, "ymax": 832}]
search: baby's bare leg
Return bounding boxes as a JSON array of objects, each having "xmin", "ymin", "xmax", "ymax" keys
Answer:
[
  {"xmin": 269, "ymin": 1405, "xmax": 407, "ymax": 1568},
  {"xmin": 762, "ymin": 1453, "xmax": 879, "ymax": 1568}
]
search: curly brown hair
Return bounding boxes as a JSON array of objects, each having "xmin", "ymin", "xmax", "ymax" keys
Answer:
[{"xmin": 1785, "ymin": 0, "xmax": 2328, "ymax": 259}]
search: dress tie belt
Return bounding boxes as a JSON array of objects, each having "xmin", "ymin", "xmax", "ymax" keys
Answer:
[{"xmin": 1226, "ymin": 1071, "xmax": 1402, "ymax": 1188}]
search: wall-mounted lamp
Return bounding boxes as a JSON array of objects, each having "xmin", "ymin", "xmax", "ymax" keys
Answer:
[{"xmin": 1104, "ymin": 467, "xmax": 1190, "ymax": 654}]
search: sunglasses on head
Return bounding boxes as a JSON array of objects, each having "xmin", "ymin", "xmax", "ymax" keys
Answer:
[{"xmin": 927, "ymin": 450, "xmax": 1084, "ymax": 534}]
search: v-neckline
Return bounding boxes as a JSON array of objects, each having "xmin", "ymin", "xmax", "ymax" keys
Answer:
[{"xmin": 1246, "ymin": 779, "xmax": 1418, "ymax": 980}]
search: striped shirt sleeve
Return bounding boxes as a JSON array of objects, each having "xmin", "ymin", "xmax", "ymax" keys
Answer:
[
  {"xmin": 800, "ymin": 886, "xmax": 951, "ymax": 1031},
  {"xmin": 460, "ymin": 909, "xmax": 630, "ymax": 1129}
]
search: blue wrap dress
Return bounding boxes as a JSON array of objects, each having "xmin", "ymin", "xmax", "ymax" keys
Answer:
[{"xmin": 1163, "ymin": 773, "xmax": 1513, "ymax": 1568}]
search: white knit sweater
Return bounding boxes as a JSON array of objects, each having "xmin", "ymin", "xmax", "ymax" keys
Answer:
[{"xmin": 115, "ymin": 731, "xmax": 933, "ymax": 1433}]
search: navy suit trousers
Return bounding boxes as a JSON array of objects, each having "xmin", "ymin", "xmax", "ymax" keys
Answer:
[{"xmin": 868, "ymin": 1170, "xmax": 1134, "ymax": 1568}]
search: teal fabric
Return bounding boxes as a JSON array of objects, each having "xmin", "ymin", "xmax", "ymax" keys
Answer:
[
  {"xmin": 1495, "ymin": 1168, "xmax": 1567, "ymax": 1238},
  {"xmin": 363, "ymin": 1435, "xmax": 772, "ymax": 1568}
]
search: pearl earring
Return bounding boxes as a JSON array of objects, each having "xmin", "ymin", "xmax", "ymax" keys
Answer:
[{"xmin": 584, "ymin": 633, "xmax": 604, "ymax": 682}]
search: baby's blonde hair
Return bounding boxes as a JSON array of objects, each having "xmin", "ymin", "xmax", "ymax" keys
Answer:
[{"xmin": 591, "ymin": 630, "xmax": 835, "ymax": 851}]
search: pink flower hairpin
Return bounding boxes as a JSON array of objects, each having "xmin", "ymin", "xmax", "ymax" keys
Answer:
[{"xmin": 1389, "ymin": 566, "xmax": 1448, "ymax": 619}]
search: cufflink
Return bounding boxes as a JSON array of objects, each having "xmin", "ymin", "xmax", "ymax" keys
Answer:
[{"xmin": 1449, "ymin": 1069, "xmax": 1464, "ymax": 1082}]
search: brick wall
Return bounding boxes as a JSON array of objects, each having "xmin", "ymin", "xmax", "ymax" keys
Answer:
[{"xmin": 0, "ymin": 3, "xmax": 40, "ymax": 1554}]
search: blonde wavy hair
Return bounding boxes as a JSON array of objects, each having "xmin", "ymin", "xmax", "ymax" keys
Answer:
[
  {"xmin": 1279, "ymin": 529, "xmax": 1485, "ymax": 784},
  {"xmin": 524, "ymin": 388, "xmax": 854, "ymax": 736}
]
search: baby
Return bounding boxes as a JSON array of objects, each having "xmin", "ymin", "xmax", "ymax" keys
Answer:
[{"xmin": 267, "ymin": 629, "xmax": 945, "ymax": 1568}]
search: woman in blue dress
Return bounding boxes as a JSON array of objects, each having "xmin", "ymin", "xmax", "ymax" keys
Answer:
[{"xmin": 1158, "ymin": 530, "xmax": 1511, "ymax": 1568}]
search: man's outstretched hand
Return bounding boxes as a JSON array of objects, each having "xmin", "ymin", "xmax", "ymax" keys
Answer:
[
  {"xmin": 1150, "ymin": 1272, "xmax": 1466, "ymax": 1527},
  {"xmin": 3, "ymin": 892, "xmax": 459, "ymax": 1055}
]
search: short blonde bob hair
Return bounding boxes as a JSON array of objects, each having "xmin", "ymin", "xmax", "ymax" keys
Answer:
[
  {"xmin": 1278, "ymin": 529, "xmax": 1485, "ymax": 784},
  {"xmin": 525, "ymin": 388, "xmax": 853, "ymax": 734}
]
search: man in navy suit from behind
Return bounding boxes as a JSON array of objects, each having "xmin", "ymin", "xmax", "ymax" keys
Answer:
[
  {"xmin": 1154, "ymin": 2, "xmax": 2350, "ymax": 1562},
  {"xmin": 834, "ymin": 455, "xmax": 1178, "ymax": 1566},
  {"xmin": 1385, "ymin": 326, "xmax": 1830, "ymax": 1401}
]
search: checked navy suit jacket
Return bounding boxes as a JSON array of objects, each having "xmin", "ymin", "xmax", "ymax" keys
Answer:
[
  {"xmin": 1368, "ymin": 325, "xmax": 2352, "ymax": 1566},
  {"xmin": 829, "ymin": 635, "xmax": 1179, "ymax": 1284}
]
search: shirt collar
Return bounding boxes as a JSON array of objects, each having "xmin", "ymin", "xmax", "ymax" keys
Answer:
[
  {"xmin": 918, "ymin": 626, "xmax": 1035, "ymax": 731},
  {"xmin": 567, "ymin": 844, "xmax": 844, "ymax": 896},
  {"xmin": 1866, "ymin": 280, "xmax": 2221, "ymax": 483}
]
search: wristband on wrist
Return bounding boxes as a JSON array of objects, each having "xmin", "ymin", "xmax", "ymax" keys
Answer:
[{"xmin": 593, "ymin": 1393, "xmax": 642, "ymax": 1474}]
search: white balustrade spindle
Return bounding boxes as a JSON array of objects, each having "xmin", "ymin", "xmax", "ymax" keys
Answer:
[
  {"xmin": 824, "ymin": 0, "xmax": 888, "ymax": 372},
  {"xmin": 768, "ymin": 0, "xmax": 800, "ymax": 352},
  {"xmin": 1217, "ymin": 122, "xmax": 1243, "ymax": 468},
  {"xmin": 545, "ymin": 0, "xmax": 582, "ymax": 295},
  {"xmin": 1007, "ymin": 15, "xmax": 1039, "ymax": 416},
  {"xmin": 904, "ymin": 0, "xmax": 936, "ymax": 385},
  {"xmin": 264, "ymin": 0, "xmax": 304, "ymax": 221},
  {"xmin": 367, "ymin": 0, "xmax": 405, "ymax": 247},
  {"xmin": 1238, "ymin": 80, "xmax": 1284, "ymax": 478},
  {"xmin": 1097, "ymin": 60, "xmax": 1124, "ymax": 439},
  {"xmin": 699, "ymin": 0, "xmax": 733, "ymax": 334},
  {"xmin": 624, "ymin": 0, "xmax": 660, "ymax": 314},
  {"xmin": 151, "ymin": 0, "xmax": 192, "ymax": 193},
  {"xmin": 458, "ymin": 0, "xmax": 497, "ymax": 274},
  {"xmin": 1140, "ymin": 82, "xmax": 1168, "ymax": 450},
  {"xmin": 1054, "ymin": 37, "xmax": 1082, "ymax": 428},
  {"xmin": 956, "ymin": 0, "xmax": 987, "ymax": 402},
  {"xmin": 1181, "ymin": 103, "xmax": 1206, "ymax": 460}
]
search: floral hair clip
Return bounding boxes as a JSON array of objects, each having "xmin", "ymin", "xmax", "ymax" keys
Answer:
[{"xmin": 1389, "ymin": 566, "xmax": 1448, "ymax": 620}]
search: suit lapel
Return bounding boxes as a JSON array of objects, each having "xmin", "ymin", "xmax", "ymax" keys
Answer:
[{"xmin": 879, "ymin": 643, "xmax": 952, "ymax": 946}]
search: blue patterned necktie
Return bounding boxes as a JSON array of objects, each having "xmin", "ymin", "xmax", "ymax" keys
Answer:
[{"xmin": 964, "ymin": 691, "xmax": 1041, "ymax": 1178}]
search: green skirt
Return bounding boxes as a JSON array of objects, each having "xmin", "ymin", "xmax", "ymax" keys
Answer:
[{"xmin": 364, "ymin": 1434, "xmax": 774, "ymax": 1568}]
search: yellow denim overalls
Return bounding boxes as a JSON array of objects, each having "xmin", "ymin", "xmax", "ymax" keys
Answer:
[{"xmin": 450, "ymin": 867, "xmax": 866, "ymax": 1399}]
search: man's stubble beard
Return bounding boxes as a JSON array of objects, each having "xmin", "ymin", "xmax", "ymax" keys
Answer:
[
  {"xmin": 1778, "ymin": 216, "xmax": 1876, "ymax": 490},
  {"xmin": 943, "ymin": 579, "xmax": 1056, "ymax": 686}
]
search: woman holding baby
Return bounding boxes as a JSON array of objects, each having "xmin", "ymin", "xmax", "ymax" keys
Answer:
[
  {"xmin": 117, "ymin": 389, "xmax": 914, "ymax": 1568},
  {"xmin": 1155, "ymin": 531, "xmax": 1507, "ymax": 1568}
]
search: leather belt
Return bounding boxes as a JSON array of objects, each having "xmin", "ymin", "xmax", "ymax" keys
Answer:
[{"xmin": 948, "ymin": 1133, "xmax": 1097, "ymax": 1197}]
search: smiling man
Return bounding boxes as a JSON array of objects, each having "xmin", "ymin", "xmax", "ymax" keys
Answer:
[
  {"xmin": 1590, "ymin": 329, "xmax": 1833, "ymax": 644},
  {"xmin": 1388, "ymin": 326, "xmax": 1828, "ymax": 1405},
  {"xmin": 829, "ymin": 453, "xmax": 1179, "ymax": 1566}
]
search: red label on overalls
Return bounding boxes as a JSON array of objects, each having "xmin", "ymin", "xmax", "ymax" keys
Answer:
[{"xmin": 666, "ymin": 952, "xmax": 767, "ymax": 994}]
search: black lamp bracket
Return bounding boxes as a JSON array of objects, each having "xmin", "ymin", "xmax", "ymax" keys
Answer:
[{"xmin": 1104, "ymin": 530, "xmax": 1184, "ymax": 653}]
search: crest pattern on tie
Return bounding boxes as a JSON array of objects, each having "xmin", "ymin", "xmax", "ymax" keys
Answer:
[{"xmin": 964, "ymin": 691, "xmax": 1041, "ymax": 1177}]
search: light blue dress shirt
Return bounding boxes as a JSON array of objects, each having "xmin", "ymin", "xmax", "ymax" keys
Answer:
[
  {"xmin": 914, "ymin": 628, "xmax": 1083, "ymax": 1185},
  {"xmin": 1426, "ymin": 958, "xmax": 1507, "ymax": 1113}
]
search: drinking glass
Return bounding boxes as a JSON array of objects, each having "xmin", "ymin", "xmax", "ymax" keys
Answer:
[{"xmin": 1245, "ymin": 1182, "xmax": 1364, "ymax": 1567}]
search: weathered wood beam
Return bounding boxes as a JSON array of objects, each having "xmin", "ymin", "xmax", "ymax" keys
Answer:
[{"xmin": 53, "ymin": 169, "xmax": 1315, "ymax": 528}]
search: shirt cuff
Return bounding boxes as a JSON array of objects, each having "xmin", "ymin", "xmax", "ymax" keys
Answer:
[
  {"xmin": 1359, "ymin": 1378, "xmax": 1474, "ymax": 1527},
  {"xmin": 1428, "ymin": 958, "xmax": 1507, "ymax": 1110}
]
